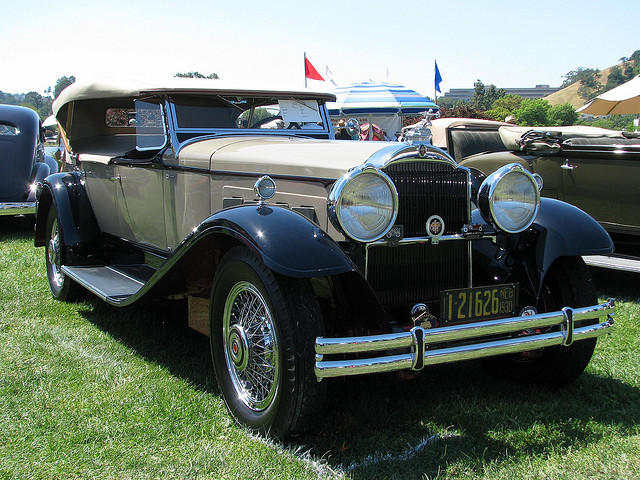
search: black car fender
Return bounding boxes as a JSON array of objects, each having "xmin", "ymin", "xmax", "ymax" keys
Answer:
[
  {"xmin": 471, "ymin": 198, "xmax": 612, "ymax": 303},
  {"xmin": 185, "ymin": 204, "xmax": 357, "ymax": 278},
  {"xmin": 529, "ymin": 197, "xmax": 613, "ymax": 275},
  {"xmin": 34, "ymin": 172, "xmax": 101, "ymax": 258},
  {"xmin": 26, "ymin": 161, "xmax": 56, "ymax": 202}
]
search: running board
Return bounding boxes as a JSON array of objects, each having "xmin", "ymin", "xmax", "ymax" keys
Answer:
[
  {"xmin": 61, "ymin": 265, "xmax": 148, "ymax": 303},
  {"xmin": 583, "ymin": 254, "xmax": 640, "ymax": 274}
]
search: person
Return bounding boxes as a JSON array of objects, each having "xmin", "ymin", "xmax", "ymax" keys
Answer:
[{"xmin": 334, "ymin": 119, "xmax": 352, "ymax": 140}]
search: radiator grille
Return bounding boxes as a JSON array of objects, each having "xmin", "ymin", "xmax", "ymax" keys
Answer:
[
  {"xmin": 367, "ymin": 241, "xmax": 469, "ymax": 307},
  {"xmin": 367, "ymin": 160, "xmax": 471, "ymax": 308},
  {"xmin": 383, "ymin": 161, "xmax": 469, "ymax": 235}
]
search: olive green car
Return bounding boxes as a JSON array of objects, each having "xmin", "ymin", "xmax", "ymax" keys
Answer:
[{"xmin": 429, "ymin": 118, "xmax": 640, "ymax": 254}]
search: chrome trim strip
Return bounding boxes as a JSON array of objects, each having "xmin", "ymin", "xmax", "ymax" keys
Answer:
[
  {"xmin": 0, "ymin": 202, "xmax": 36, "ymax": 216},
  {"xmin": 365, "ymin": 143, "xmax": 457, "ymax": 170},
  {"xmin": 315, "ymin": 299, "xmax": 615, "ymax": 379}
]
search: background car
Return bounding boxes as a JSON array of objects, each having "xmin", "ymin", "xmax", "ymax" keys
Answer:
[
  {"xmin": 35, "ymin": 78, "xmax": 615, "ymax": 437},
  {"xmin": 450, "ymin": 122, "xmax": 640, "ymax": 260},
  {"xmin": 0, "ymin": 104, "xmax": 58, "ymax": 218}
]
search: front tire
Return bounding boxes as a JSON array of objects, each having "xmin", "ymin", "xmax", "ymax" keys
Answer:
[
  {"xmin": 209, "ymin": 247, "xmax": 324, "ymax": 437},
  {"xmin": 483, "ymin": 256, "xmax": 598, "ymax": 388}
]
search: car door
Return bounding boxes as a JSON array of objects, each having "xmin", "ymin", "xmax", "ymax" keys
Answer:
[
  {"xmin": 82, "ymin": 159, "xmax": 123, "ymax": 238},
  {"xmin": 560, "ymin": 144, "xmax": 640, "ymax": 234},
  {"xmin": 113, "ymin": 100, "xmax": 169, "ymax": 250},
  {"xmin": 114, "ymin": 162, "xmax": 168, "ymax": 250},
  {"xmin": 161, "ymin": 147, "xmax": 211, "ymax": 250}
]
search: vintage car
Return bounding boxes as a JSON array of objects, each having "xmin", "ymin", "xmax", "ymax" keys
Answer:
[
  {"xmin": 0, "ymin": 104, "xmax": 58, "ymax": 217},
  {"xmin": 428, "ymin": 118, "xmax": 640, "ymax": 259},
  {"xmin": 35, "ymin": 78, "xmax": 615, "ymax": 437}
]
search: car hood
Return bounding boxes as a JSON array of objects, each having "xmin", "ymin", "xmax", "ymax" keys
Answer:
[{"xmin": 179, "ymin": 136, "xmax": 405, "ymax": 180}]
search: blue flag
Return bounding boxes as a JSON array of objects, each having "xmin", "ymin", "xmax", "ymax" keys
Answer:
[{"xmin": 434, "ymin": 60, "xmax": 443, "ymax": 93}]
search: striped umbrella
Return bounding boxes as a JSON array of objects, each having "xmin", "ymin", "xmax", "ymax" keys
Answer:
[{"xmin": 327, "ymin": 81, "xmax": 438, "ymax": 116}]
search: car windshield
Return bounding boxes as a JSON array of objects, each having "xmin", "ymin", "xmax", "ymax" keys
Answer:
[{"xmin": 170, "ymin": 95, "xmax": 326, "ymax": 132}]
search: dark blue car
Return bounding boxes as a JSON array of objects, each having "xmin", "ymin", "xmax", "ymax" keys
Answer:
[{"xmin": 0, "ymin": 104, "xmax": 58, "ymax": 217}]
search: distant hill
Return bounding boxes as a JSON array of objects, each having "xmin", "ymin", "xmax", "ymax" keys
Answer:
[{"xmin": 544, "ymin": 65, "xmax": 618, "ymax": 109}]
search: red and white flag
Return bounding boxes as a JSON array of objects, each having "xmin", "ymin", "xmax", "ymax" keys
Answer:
[{"xmin": 304, "ymin": 55, "xmax": 324, "ymax": 81}]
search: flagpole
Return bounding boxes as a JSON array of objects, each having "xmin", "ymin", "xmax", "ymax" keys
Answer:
[{"xmin": 304, "ymin": 52, "xmax": 307, "ymax": 88}]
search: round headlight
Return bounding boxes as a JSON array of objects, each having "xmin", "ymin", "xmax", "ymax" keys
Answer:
[
  {"xmin": 329, "ymin": 168, "xmax": 398, "ymax": 242},
  {"xmin": 478, "ymin": 164, "xmax": 540, "ymax": 233}
]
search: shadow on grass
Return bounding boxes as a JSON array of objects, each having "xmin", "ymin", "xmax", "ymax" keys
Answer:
[
  {"xmin": 78, "ymin": 297, "xmax": 218, "ymax": 395},
  {"xmin": 0, "ymin": 216, "xmax": 35, "ymax": 239},
  {"xmin": 592, "ymin": 266, "xmax": 640, "ymax": 300},
  {"xmin": 73, "ymin": 268, "xmax": 638, "ymax": 480},
  {"xmin": 294, "ymin": 360, "xmax": 640, "ymax": 479}
]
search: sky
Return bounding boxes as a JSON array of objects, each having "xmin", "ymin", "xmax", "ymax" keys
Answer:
[{"xmin": 1, "ymin": 0, "xmax": 639, "ymax": 99}]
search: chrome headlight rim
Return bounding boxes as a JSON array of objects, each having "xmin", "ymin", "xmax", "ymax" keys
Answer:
[
  {"xmin": 328, "ymin": 166, "xmax": 399, "ymax": 243},
  {"xmin": 478, "ymin": 163, "xmax": 541, "ymax": 234}
]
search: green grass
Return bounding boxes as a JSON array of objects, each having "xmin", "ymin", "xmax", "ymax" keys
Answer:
[{"xmin": 1, "ymin": 216, "xmax": 639, "ymax": 479}]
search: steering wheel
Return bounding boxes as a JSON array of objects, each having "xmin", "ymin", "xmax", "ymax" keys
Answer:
[
  {"xmin": 250, "ymin": 116, "xmax": 300, "ymax": 129},
  {"xmin": 251, "ymin": 116, "xmax": 283, "ymax": 128}
]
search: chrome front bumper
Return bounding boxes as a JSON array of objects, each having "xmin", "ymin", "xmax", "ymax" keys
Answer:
[
  {"xmin": 0, "ymin": 202, "xmax": 36, "ymax": 216},
  {"xmin": 315, "ymin": 299, "xmax": 615, "ymax": 379}
]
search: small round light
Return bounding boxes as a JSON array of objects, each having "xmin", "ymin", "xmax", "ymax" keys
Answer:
[
  {"xmin": 254, "ymin": 176, "xmax": 276, "ymax": 200},
  {"xmin": 329, "ymin": 168, "xmax": 398, "ymax": 242},
  {"xmin": 533, "ymin": 173, "xmax": 543, "ymax": 191},
  {"xmin": 478, "ymin": 164, "xmax": 540, "ymax": 233}
]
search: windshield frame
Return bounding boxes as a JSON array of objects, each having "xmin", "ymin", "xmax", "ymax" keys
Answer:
[{"xmin": 164, "ymin": 94, "xmax": 333, "ymax": 151}]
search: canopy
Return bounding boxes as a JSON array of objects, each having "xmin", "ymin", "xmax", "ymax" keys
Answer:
[
  {"xmin": 42, "ymin": 115, "xmax": 57, "ymax": 127},
  {"xmin": 577, "ymin": 75, "xmax": 640, "ymax": 115},
  {"xmin": 326, "ymin": 81, "xmax": 438, "ymax": 116}
]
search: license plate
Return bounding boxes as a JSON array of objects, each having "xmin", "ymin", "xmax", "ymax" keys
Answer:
[{"xmin": 440, "ymin": 284, "xmax": 518, "ymax": 324}]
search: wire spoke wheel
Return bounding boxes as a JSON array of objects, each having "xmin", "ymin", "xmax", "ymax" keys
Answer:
[
  {"xmin": 47, "ymin": 216, "xmax": 65, "ymax": 290},
  {"xmin": 210, "ymin": 246, "xmax": 325, "ymax": 437},
  {"xmin": 45, "ymin": 208, "xmax": 81, "ymax": 301},
  {"xmin": 223, "ymin": 281, "xmax": 279, "ymax": 412}
]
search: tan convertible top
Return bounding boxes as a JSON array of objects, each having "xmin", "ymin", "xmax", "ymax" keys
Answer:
[
  {"xmin": 499, "ymin": 125, "xmax": 625, "ymax": 151},
  {"xmin": 53, "ymin": 76, "xmax": 336, "ymax": 117}
]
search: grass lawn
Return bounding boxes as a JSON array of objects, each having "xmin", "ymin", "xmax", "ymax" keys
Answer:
[{"xmin": 0, "ymin": 216, "xmax": 638, "ymax": 479}]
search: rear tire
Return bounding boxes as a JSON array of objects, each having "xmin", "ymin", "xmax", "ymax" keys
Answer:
[
  {"xmin": 483, "ymin": 256, "xmax": 598, "ymax": 388},
  {"xmin": 45, "ymin": 208, "xmax": 83, "ymax": 301},
  {"xmin": 209, "ymin": 247, "xmax": 325, "ymax": 437}
]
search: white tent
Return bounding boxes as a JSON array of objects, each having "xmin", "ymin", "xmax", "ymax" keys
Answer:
[{"xmin": 578, "ymin": 75, "xmax": 640, "ymax": 115}]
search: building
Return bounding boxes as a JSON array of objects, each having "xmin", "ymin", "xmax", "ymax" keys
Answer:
[{"xmin": 442, "ymin": 84, "xmax": 560, "ymax": 102}]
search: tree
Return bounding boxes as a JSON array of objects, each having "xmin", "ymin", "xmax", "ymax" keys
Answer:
[
  {"xmin": 492, "ymin": 94, "xmax": 523, "ymax": 112},
  {"xmin": 54, "ymin": 76, "xmax": 76, "ymax": 99},
  {"xmin": 23, "ymin": 91, "xmax": 43, "ymax": 110},
  {"xmin": 175, "ymin": 72, "xmax": 219, "ymax": 79},
  {"xmin": 469, "ymin": 79, "xmax": 505, "ymax": 111},
  {"xmin": 485, "ymin": 94, "xmax": 523, "ymax": 121},
  {"xmin": 576, "ymin": 71, "xmax": 603, "ymax": 101},
  {"xmin": 605, "ymin": 66, "xmax": 629, "ymax": 90},
  {"xmin": 514, "ymin": 98, "xmax": 551, "ymax": 126},
  {"xmin": 561, "ymin": 67, "xmax": 600, "ymax": 89},
  {"xmin": 548, "ymin": 103, "xmax": 578, "ymax": 126},
  {"xmin": 439, "ymin": 102, "xmax": 493, "ymax": 120}
]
